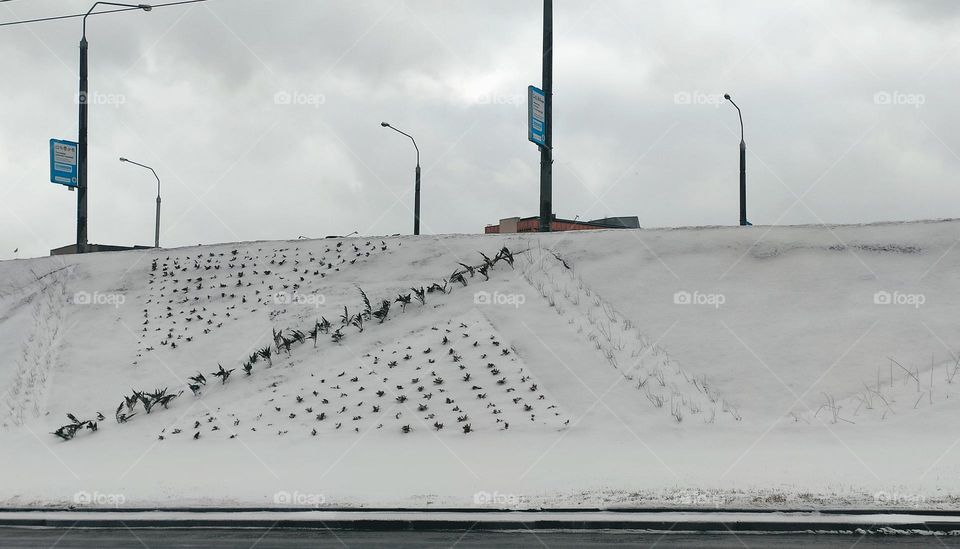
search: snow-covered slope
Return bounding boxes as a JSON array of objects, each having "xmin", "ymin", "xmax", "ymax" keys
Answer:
[{"xmin": 1, "ymin": 220, "xmax": 959, "ymax": 509}]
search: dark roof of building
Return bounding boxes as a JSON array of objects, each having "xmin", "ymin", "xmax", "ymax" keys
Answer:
[{"xmin": 491, "ymin": 215, "xmax": 640, "ymax": 229}]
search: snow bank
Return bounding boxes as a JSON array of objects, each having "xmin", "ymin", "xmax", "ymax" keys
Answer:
[{"xmin": 0, "ymin": 220, "xmax": 958, "ymax": 509}]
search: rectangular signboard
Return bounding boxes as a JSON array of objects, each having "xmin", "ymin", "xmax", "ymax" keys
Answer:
[
  {"xmin": 528, "ymin": 85, "xmax": 546, "ymax": 147},
  {"xmin": 50, "ymin": 138, "xmax": 78, "ymax": 188}
]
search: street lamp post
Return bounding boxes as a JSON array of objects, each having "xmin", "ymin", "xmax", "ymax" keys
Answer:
[
  {"xmin": 119, "ymin": 157, "xmax": 161, "ymax": 248},
  {"xmin": 539, "ymin": 0, "xmax": 553, "ymax": 233},
  {"xmin": 723, "ymin": 93, "xmax": 749, "ymax": 226},
  {"xmin": 77, "ymin": 2, "xmax": 151, "ymax": 253},
  {"xmin": 381, "ymin": 122, "xmax": 420, "ymax": 236}
]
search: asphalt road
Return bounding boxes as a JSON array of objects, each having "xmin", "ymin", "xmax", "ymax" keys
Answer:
[{"xmin": 1, "ymin": 529, "xmax": 957, "ymax": 548}]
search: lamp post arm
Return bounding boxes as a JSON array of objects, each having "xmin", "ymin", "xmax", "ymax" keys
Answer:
[
  {"xmin": 122, "ymin": 159, "xmax": 160, "ymax": 197},
  {"xmin": 387, "ymin": 126, "xmax": 419, "ymax": 167},
  {"xmin": 149, "ymin": 166, "xmax": 160, "ymax": 197},
  {"xmin": 146, "ymin": 167, "xmax": 160, "ymax": 197},
  {"xmin": 727, "ymin": 98, "xmax": 745, "ymax": 143},
  {"xmin": 84, "ymin": 2, "xmax": 143, "ymax": 37}
]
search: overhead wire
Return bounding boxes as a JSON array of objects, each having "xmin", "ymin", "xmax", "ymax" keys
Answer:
[{"xmin": 0, "ymin": 0, "xmax": 210, "ymax": 28}]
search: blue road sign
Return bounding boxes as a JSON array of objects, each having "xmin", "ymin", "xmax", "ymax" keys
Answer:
[
  {"xmin": 50, "ymin": 139, "xmax": 78, "ymax": 188},
  {"xmin": 528, "ymin": 85, "xmax": 546, "ymax": 147}
]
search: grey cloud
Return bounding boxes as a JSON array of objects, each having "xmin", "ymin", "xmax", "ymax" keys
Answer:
[{"xmin": 1, "ymin": 0, "xmax": 959, "ymax": 259}]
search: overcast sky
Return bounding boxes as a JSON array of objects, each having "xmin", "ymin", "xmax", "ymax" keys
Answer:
[{"xmin": 1, "ymin": 0, "xmax": 959, "ymax": 259}]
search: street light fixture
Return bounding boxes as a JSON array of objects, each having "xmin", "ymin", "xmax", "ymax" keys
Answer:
[
  {"xmin": 723, "ymin": 93, "xmax": 749, "ymax": 226},
  {"xmin": 380, "ymin": 122, "xmax": 421, "ymax": 236},
  {"xmin": 119, "ymin": 157, "xmax": 161, "ymax": 248},
  {"xmin": 76, "ymin": 2, "xmax": 152, "ymax": 253}
]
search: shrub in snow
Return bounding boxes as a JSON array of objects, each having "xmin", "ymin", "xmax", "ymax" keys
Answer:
[
  {"xmin": 258, "ymin": 346, "xmax": 273, "ymax": 366},
  {"xmin": 357, "ymin": 287, "xmax": 374, "ymax": 320},
  {"xmin": 427, "ymin": 281, "xmax": 448, "ymax": 294},
  {"xmin": 458, "ymin": 263, "xmax": 476, "ymax": 278},
  {"xmin": 449, "ymin": 270, "xmax": 467, "ymax": 287},
  {"xmin": 212, "ymin": 364, "xmax": 235, "ymax": 385},
  {"xmin": 188, "ymin": 373, "xmax": 207, "ymax": 386},
  {"xmin": 373, "ymin": 300, "xmax": 391, "ymax": 323},
  {"xmin": 115, "ymin": 401, "xmax": 136, "ymax": 423},
  {"xmin": 496, "ymin": 246, "xmax": 514, "ymax": 268},
  {"xmin": 412, "ymin": 286, "xmax": 426, "ymax": 306},
  {"xmin": 52, "ymin": 412, "xmax": 102, "ymax": 441},
  {"xmin": 351, "ymin": 314, "xmax": 365, "ymax": 333}
]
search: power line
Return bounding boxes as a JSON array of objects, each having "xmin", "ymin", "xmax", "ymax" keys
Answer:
[{"xmin": 0, "ymin": 0, "xmax": 210, "ymax": 28}]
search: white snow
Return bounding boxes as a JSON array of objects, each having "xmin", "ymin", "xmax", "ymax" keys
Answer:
[{"xmin": 1, "ymin": 220, "xmax": 959, "ymax": 509}]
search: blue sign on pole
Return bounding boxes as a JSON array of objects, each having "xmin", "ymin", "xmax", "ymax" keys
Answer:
[
  {"xmin": 50, "ymin": 138, "xmax": 79, "ymax": 188},
  {"xmin": 528, "ymin": 85, "xmax": 546, "ymax": 147}
]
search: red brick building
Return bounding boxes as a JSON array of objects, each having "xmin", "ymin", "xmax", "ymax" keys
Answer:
[{"xmin": 485, "ymin": 215, "xmax": 640, "ymax": 234}]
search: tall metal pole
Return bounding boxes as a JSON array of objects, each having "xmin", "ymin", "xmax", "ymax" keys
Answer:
[
  {"xmin": 78, "ymin": 34, "xmax": 89, "ymax": 253},
  {"xmin": 414, "ymin": 163, "xmax": 421, "ymax": 236},
  {"xmin": 538, "ymin": 0, "xmax": 553, "ymax": 233},
  {"xmin": 120, "ymin": 157, "xmax": 161, "ymax": 247},
  {"xmin": 155, "ymin": 192, "xmax": 161, "ymax": 248},
  {"xmin": 724, "ymin": 93, "xmax": 748, "ymax": 226},
  {"xmin": 381, "ymin": 122, "xmax": 420, "ymax": 235},
  {"xmin": 75, "ymin": 3, "xmax": 152, "ymax": 254},
  {"xmin": 739, "ymin": 139, "xmax": 747, "ymax": 227}
]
